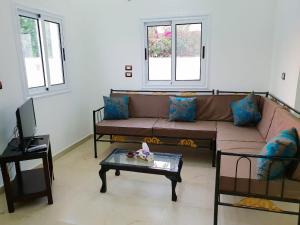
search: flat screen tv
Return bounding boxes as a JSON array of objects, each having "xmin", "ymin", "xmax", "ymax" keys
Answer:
[{"xmin": 16, "ymin": 98, "xmax": 37, "ymax": 150}]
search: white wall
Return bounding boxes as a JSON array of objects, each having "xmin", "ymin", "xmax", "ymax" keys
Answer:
[
  {"xmin": 87, "ymin": 0, "xmax": 276, "ymax": 109},
  {"xmin": 0, "ymin": 0, "xmax": 278, "ymax": 187},
  {"xmin": 269, "ymin": 0, "xmax": 300, "ymax": 108},
  {"xmin": 0, "ymin": 0, "xmax": 94, "ymax": 187}
]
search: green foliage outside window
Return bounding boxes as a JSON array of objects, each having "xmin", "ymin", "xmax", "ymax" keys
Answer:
[
  {"xmin": 20, "ymin": 16, "xmax": 39, "ymax": 57},
  {"xmin": 148, "ymin": 25, "xmax": 201, "ymax": 58}
]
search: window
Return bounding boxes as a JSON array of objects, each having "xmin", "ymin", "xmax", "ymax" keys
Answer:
[
  {"xmin": 143, "ymin": 17, "xmax": 209, "ymax": 88},
  {"xmin": 16, "ymin": 7, "xmax": 67, "ymax": 97}
]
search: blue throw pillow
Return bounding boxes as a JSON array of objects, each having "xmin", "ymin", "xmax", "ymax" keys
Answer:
[
  {"xmin": 257, "ymin": 128, "xmax": 299, "ymax": 180},
  {"xmin": 103, "ymin": 96, "xmax": 129, "ymax": 120},
  {"xmin": 231, "ymin": 93, "xmax": 261, "ymax": 126},
  {"xmin": 169, "ymin": 96, "xmax": 197, "ymax": 122}
]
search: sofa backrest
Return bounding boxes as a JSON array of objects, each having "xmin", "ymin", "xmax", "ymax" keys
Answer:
[
  {"xmin": 112, "ymin": 93, "xmax": 169, "ymax": 118},
  {"xmin": 196, "ymin": 95, "xmax": 263, "ymax": 121},
  {"xmin": 256, "ymin": 97, "xmax": 282, "ymax": 139},
  {"xmin": 111, "ymin": 92, "xmax": 263, "ymax": 122},
  {"xmin": 266, "ymin": 108, "xmax": 300, "ymax": 142}
]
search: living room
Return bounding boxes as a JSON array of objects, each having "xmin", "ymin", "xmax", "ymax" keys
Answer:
[{"xmin": 0, "ymin": 0, "xmax": 300, "ymax": 224}]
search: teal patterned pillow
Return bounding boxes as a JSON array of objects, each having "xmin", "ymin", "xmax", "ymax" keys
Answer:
[
  {"xmin": 169, "ymin": 97, "xmax": 197, "ymax": 122},
  {"xmin": 257, "ymin": 128, "xmax": 298, "ymax": 180},
  {"xmin": 103, "ymin": 96, "xmax": 129, "ymax": 120},
  {"xmin": 231, "ymin": 93, "xmax": 261, "ymax": 126}
]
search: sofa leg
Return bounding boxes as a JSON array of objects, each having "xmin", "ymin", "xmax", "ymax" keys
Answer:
[
  {"xmin": 110, "ymin": 135, "xmax": 114, "ymax": 144},
  {"xmin": 298, "ymin": 204, "xmax": 300, "ymax": 225},
  {"xmin": 213, "ymin": 198, "xmax": 219, "ymax": 225},
  {"xmin": 212, "ymin": 139, "xmax": 216, "ymax": 167},
  {"xmin": 94, "ymin": 133, "xmax": 98, "ymax": 158},
  {"xmin": 214, "ymin": 151, "xmax": 221, "ymax": 225}
]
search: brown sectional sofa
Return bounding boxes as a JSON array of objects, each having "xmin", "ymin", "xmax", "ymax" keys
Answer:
[
  {"xmin": 93, "ymin": 90, "xmax": 300, "ymax": 224},
  {"xmin": 218, "ymin": 99, "xmax": 300, "ymax": 180},
  {"xmin": 94, "ymin": 90, "xmax": 270, "ymax": 164},
  {"xmin": 214, "ymin": 94, "xmax": 300, "ymax": 225},
  {"xmin": 93, "ymin": 90, "xmax": 219, "ymax": 161},
  {"xmin": 94, "ymin": 90, "xmax": 266, "ymax": 161}
]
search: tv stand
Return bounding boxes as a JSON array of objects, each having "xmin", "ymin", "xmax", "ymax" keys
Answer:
[{"xmin": 0, "ymin": 135, "xmax": 53, "ymax": 213}]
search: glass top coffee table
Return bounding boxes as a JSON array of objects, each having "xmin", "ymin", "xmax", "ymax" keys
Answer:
[{"xmin": 99, "ymin": 148, "xmax": 183, "ymax": 201}]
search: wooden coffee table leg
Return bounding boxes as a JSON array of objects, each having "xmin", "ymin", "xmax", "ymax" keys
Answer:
[
  {"xmin": 171, "ymin": 180, "xmax": 177, "ymax": 202},
  {"xmin": 99, "ymin": 167, "xmax": 109, "ymax": 193},
  {"xmin": 166, "ymin": 175, "xmax": 178, "ymax": 202},
  {"xmin": 178, "ymin": 159, "xmax": 183, "ymax": 183}
]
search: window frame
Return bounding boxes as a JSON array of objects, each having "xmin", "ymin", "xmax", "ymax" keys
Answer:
[
  {"xmin": 142, "ymin": 16, "xmax": 209, "ymax": 89},
  {"xmin": 14, "ymin": 5, "xmax": 69, "ymax": 98}
]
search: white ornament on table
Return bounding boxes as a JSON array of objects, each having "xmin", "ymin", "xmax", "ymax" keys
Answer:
[{"xmin": 135, "ymin": 142, "xmax": 154, "ymax": 161}]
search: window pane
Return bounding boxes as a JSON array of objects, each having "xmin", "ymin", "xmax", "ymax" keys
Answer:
[
  {"xmin": 147, "ymin": 25, "xmax": 171, "ymax": 81},
  {"xmin": 176, "ymin": 23, "xmax": 201, "ymax": 81},
  {"xmin": 19, "ymin": 16, "xmax": 45, "ymax": 88},
  {"xmin": 45, "ymin": 21, "xmax": 65, "ymax": 85}
]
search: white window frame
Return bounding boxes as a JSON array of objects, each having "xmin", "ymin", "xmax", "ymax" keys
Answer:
[
  {"xmin": 142, "ymin": 16, "xmax": 210, "ymax": 90},
  {"xmin": 14, "ymin": 5, "xmax": 69, "ymax": 98}
]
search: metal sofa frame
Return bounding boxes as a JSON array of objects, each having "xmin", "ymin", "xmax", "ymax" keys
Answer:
[
  {"xmin": 93, "ymin": 89, "xmax": 217, "ymax": 166},
  {"xmin": 214, "ymin": 151, "xmax": 300, "ymax": 225},
  {"xmin": 214, "ymin": 90, "xmax": 300, "ymax": 225}
]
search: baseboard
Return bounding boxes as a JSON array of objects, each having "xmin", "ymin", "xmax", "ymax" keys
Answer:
[
  {"xmin": 0, "ymin": 133, "xmax": 93, "ymax": 194},
  {"xmin": 52, "ymin": 134, "xmax": 92, "ymax": 161}
]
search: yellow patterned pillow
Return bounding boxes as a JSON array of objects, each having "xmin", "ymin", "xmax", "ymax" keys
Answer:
[
  {"xmin": 234, "ymin": 198, "xmax": 282, "ymax": 212},
  {"xmin": 178, "ymin": 92, "xmax": 196, "ymax": 97}
]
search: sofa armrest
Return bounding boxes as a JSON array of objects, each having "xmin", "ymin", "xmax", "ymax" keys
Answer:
[
  {"xmin": 93, "ymin": 107, "xmax": 104, "ymax": 125},
  {"xmin": 215, "ymin": 150, "xmax": 300, "ymax": 201}
]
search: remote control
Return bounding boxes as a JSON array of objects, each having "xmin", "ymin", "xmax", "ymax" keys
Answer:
[{"xmin": 26, "ymin": 144, "xmax": 47, "ymax": 153}]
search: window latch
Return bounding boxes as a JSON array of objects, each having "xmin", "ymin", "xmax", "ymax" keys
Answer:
[
  {"xmin": 63, "ymin": 48, "xmax": 66, "ymax": 61},
  {"xmin": 202, "ymin": 46, "xmax": 205, "ymax": 59},
  {"xmin": 144, "ymin": 48, "xmax": 147, "ymax": 60}
]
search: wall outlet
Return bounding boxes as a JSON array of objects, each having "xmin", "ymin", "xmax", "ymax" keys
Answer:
[{"xmin": 281, "ymin": 72, "xmax": 286, "ymax": 80}]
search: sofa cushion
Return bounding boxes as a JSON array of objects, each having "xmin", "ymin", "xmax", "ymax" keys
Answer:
[
  {"xmin": 217, "ymin": 122, "xmax": 265, "ymax": 142},
  {"xmin": 112, "ymin": 93, "xmax": 263, "ymax": 121},
  {"xmin": 169, "ymin": 96, "xmax": 197, "ymax": 122},
  {"xmin": 112, "ymin": 93, "xmax": 170, "ymax": 118},
  {"xmin": 257, "ymin": 128, "xmax": 299, "ymax": 180},
  {"xmin": 265, "ymin": 108, "xmax": 300, "ymax": 181},
  {"xmin": 256, "ymin": 98, "xmax": 282, "ymax": 139},
  {"xmin": 230, "ymin": 94, "xmax": 262, "ymax": 126},
  {"xmin": 196, "ymin": 95, "xmax": 263, "ymax": 122},
  {"xmin": 220, "ymin": 151, "xmax": 300, "ymax": 200},
  {"xmin": 220, "ymin": 176, "xmax": 300, "ymax": 200},
  {"xmin": 292, "ymin": 166, "xmax": 300, "ymax": 181},
  {"xmin": 217, "ymin": 140, "xmax": 265, "ymax": 152},
  {"xmin": 153, "ymin": 119, "xmax": 216, "ymax": 139},
  {"xmin": 220, "ymin": 148, "xmax": 261, "ymax": 179},
  {"xmin": 96, "ymin": 118, "xmax": 158, "ymax": 136},
  {"xmin": 266, "ymin": 108, "xmax": 300, "ymax": 142},
  {"xmin": 103, "ymin": 96, "xmax": 129, "ymax": 120}
]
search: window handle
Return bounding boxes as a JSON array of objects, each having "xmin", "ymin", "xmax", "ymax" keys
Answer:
[
  {"xmin": 202, "ymin": 46, "xmax": 205, "ymax": 59},
  {"xmin": 144, "ymin": 48, "xmax": 147, "ymax": 60},
  {"xmin": 63, "ymin": 48, "xmax": 66, "ymax": 61}
]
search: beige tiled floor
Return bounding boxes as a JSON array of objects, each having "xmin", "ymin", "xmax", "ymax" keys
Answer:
[{"xmin": 0, "ymin": 139, "xmax": 298, "ymax": 225}]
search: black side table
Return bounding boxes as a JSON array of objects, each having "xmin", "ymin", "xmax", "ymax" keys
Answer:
[{"xmin": 0, "ymin": 135, "xmax": 54, "ymax": 213}]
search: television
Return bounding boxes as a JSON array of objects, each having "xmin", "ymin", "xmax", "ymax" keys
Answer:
[{"xmin": 16, "ymin": 98, "xmax": 37, "ymax": 150}]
